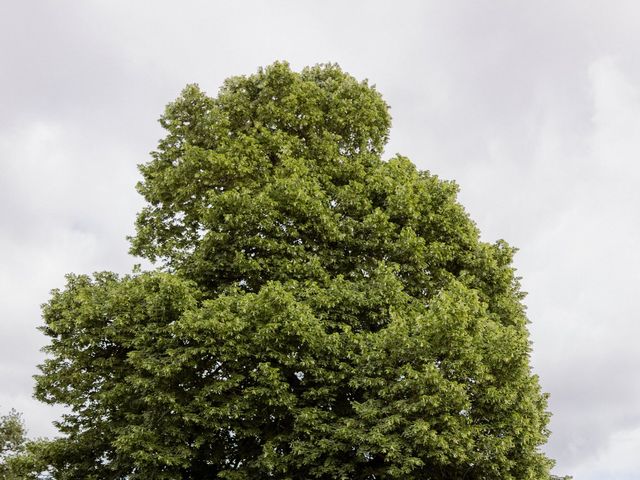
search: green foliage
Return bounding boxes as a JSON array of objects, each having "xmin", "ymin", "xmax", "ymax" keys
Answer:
[
  {"xmin": 0, "ymin": 409, "xmax": 51, "ymax": 480},
  {"xmin": 1, "ymin": 409, "xmax": 26, "ymax": 479},
  {"xmin": 34, "ymin": 62, "xmax": 555, "ymax": 478}
]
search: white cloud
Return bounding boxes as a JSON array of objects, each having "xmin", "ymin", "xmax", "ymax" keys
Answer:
[
  {"xmin": 0, "ymin": 121, "xmax": 144, "ymax": 437},
  {"xmin": 519, "ymin": 57, "xmax": 640, "ymax": 477}
]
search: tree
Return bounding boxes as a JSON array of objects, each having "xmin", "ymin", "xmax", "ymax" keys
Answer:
[
  {"xmin": 34, "ymin": 62, "xmax": 555, "ymax": 479},
  {"xmin": 1, "ymin": 409, "xmax": 27, "ymax": 479},
  {"xmin": 0, "ymin": 409, "xmax": 51, "ymax": 480}
]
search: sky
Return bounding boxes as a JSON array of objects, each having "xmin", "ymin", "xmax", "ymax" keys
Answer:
[{"xmin": 1, "ymin": 1, "xmax": 639, "ymax": 478}]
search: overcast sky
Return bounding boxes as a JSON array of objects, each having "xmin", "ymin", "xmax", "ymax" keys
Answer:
[{"xmin": 1, "ymin": 2, "xmax": 639, "ymax": 478}]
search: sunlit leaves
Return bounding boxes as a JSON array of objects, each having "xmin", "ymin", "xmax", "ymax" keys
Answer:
[{"xmin": 35, "ymin": 62, "xmax": 554, "ymax": 479}]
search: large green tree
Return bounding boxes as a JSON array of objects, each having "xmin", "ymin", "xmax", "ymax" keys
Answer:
[{"xmin": 35, "ymin": 62, "xmax": 554, "ymax": 479}]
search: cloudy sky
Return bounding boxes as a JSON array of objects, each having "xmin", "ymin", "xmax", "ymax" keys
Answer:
[{"xmin": 1, "ymin": 1, "xmax": 639, "ymax": 478}]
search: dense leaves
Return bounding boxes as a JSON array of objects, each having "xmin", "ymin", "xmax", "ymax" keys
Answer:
[
  {"xmin": 1, "ymin": 409, "xmax": 27, "ymax": 479},
  {"xmin": 35, "ymin": 62, "xmax": 554, "ymax": 478},
  {"xmin": 0, "ymin": 409, "xmax": 52, "ymax": 479}
]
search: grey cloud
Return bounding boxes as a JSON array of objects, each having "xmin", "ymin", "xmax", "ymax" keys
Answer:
[{"xmin": 2, "ymin": 2, "xmax": 640, "ymax": 478}]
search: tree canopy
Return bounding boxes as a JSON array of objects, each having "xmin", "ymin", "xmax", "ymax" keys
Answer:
[{"xmin": 34, "ymin": 62, "xmax": 555, "ymax": 479}]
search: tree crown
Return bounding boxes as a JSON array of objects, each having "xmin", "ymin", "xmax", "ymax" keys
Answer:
[{"xmin": 35, "ymin": 62, "xmax": 554, "ymax": 479}]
